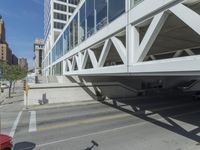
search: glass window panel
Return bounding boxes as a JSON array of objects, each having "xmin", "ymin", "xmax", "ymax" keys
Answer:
[
  {"xmin": 79, "ymin": 3, "xmax": 86, "ymax": 42},
  {"xmin": 86, "ymin": 0, "xmax": 95, "ymax": 37},
  {"xmin": 63, "ymin": 28, "xmax": 69, "ymax": 54},
  {"xmin": 131, "ymin": 0, "xmax": 144, "ymax": 7},
  {"xmin": 108, "ymin": 0, "xmax": 125, "ymax": 22},
  {"xmin": 95, "ymin": 0, "xmax": 108, "ymax": 31},
  {"xmin": 69, "ymin": 23, "xmax": 73, "ymax": 50},
  {"xmin": 73, "ymin": 15, "xmax": 78, "ymax": 46}
]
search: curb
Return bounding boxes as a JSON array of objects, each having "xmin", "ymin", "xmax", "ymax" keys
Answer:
[
  {"xmin": 26, "ymin": 100, "xmax": 101, "ymax": 110},
  {"xmin": 0, "ymin": 100, "xmax": 4, "ymax": 105}
]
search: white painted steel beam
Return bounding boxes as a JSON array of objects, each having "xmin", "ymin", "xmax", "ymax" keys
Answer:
[
  {"xmin": 111, "ymin": 37, "xmax": 127, "ymax": 64},
  {"xmin": 82, "ymin": 50, "xmax": 89, "ymax": 69},
  {"xmin": 75, "ymin": 55, "xmax": 80, "ymax": 70},
  {"xmin": 136, "ymin": 12, "xmax": 169, "ymax": 62},
  {"xmin": 67, "ymin": 59, "xmax": 72, "ymax": 72},
  {"xmin": 170, "ymin": 3, "xmax": 200, "ymax": 35},
  {"xmin": 98, "ymin": 40, "xmax": 112, "ymax": 67},
  {"xmin": 131, "ymin": 55, "xmax": 200, "ymax": 73},
  {"xmin": 185, "ymin": 49, "xmax": 195, "ymax": 56},
  {"xmin": 88, "ymin": 49, "xmax": 98, "ymax": 68},
  {"xmin": 173, "ymin": 50, "xmax": 183, "ymax": 58}
]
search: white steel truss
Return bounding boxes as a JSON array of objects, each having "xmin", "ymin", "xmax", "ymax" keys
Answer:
[{"xmin": 63, "ymin": 35, "xmax": 127, "ymax": 74}]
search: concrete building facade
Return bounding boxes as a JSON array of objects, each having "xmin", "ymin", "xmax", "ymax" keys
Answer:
[
  {"xmin": 34, "ymin": 39, "xmax": 44, "ymax": 74},
  {"xmin": 0, "ymin": 43, "xmax": 12, "ymax": 64},
  {"xmin": 12, "ymin": 54, "xmax": 18, "ymax": 65},
  {"xmin": 44, "ymin": 0, "xmax": 81, "ymax": 56},
  {"xmin": 19, "ymin": 58, "xmax": 28, "ymax": 71},
  {"xmin": 0, "ymin": 15, "xmax": 6, "ymax": 44}
]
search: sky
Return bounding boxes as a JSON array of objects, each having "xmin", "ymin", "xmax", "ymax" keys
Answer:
[{"xmin": 0, "ymin": 0, "xmax": 44, "ymax": 69}]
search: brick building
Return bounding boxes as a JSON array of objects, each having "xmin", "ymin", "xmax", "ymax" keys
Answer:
[{"xmin": 0, "ymin": 15, "xmax": 18, "ymax": 65}]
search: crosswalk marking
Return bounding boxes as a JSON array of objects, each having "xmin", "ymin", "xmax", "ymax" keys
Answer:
[
  {"xmin": 29, "ymin": 111, "xmax": 37, "ymax": 133},
  {"xmin": 9, "ymin": 111, "xmax": 22, "ymax": 137}
]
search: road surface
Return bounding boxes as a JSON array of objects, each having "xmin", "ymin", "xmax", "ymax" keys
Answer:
[{"xmin": 1, "ymin": 89, "xmax": 200, "ymax": 150}]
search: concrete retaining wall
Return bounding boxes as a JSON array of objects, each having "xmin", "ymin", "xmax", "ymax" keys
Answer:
[
  {"xmin": 24, "ymin": 79, "xmax": 140, "ymax": 106},
  {"xmin": 24, "ymin": 83, "xmax": 97, "ymax": 106},
  {"xmin": 25, "ymin": 75, "xmax": 199, "ymax": 106}
]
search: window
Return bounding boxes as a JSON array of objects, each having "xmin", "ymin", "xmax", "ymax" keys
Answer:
[
  {"xmin": 39, "ymin": 50, "xmax": 43, "ymax": 68},
  {"xmin": 52, "ymin": 62, "xmax": 63, "ymax": 75},
  {"xmin": 131, "ymin": 0, "xmax": 144, "ymax": 8},
  {"xmin": 86, "ymin": 0, "xmax": 95, "ymax": 37},
  {"xmin": 108, "ymin": 0, "xmax": 125, "ymax": 22},
  {"xmin": 54, "ymin": 3, "xmax": 67, "ymax": 11},
  {"xmin": 52, "ymin": 36, "xmax": 63, "ymax": 62},
  {"xmin": 69, "ymin": 6, "xmax": 75, "ymax": 13},
  {"xmin": 57, "ymin": 0, "xmax": 67, "ymax": 2},
  {"xmin": 73, "ymin": 15, "xmax": 78, "ymax": 46},
  {"xmin": 54, "ymin": 12, "xmax": 67, "ymax": 21},
  {"xmin": 95, "ymin": 0, "xmax": 108, "ymax": 31},
  {"xmin": 68, "ymin": 0, "xmax": 80, "ymax": 5},
  {"xmin": 54, "ymin": 22, "xmax": 65, "ymax": 29},
  {"xmin": 69, "ymin": 22, "xmax": 73, "ymax": 49},
  {"xmin": 63, "ymin": 28, "xmax": 69, "ymax": 54},
  {"xmin": 79, "ymin": 3, "xmax": 86, "ymax": 42}
]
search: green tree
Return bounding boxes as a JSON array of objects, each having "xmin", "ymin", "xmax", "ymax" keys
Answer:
[{"xmin": 3, "ymin": 64, "xmax": 27, "ymax": 98}]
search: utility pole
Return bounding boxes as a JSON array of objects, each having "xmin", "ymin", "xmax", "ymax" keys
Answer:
[
  {"xmin": 0, "ymin": 82, "xmax": 1, "ymax": 134},
  {"xmin": 23, "ymin": 80, "xmax": 29, "ymax": 110}
]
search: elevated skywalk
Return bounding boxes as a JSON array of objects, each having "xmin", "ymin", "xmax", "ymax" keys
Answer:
[{"xmin": 42, "ymin": 0, "xmax": 200, "ymax": 76}]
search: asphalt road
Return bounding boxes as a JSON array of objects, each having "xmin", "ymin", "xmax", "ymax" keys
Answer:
[{"xmin": 1, "ymin": 90, "xmax": 200, "ymax": 150}]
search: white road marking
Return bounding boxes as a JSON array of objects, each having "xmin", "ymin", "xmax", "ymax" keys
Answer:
[
  {"xmin": 29, "ymin": 111, "xmax": 37, "ymax": 132},
  {"xmin": 36, "ymin": 109, "xmax": 200, "ymax": 148},
  {"xmin": 9, "ymin": 111, "xmax": 22, "ymax": 137},
  {"xmin": 36, "ymin": 121, "xmax": 147, "ymax": 148}
]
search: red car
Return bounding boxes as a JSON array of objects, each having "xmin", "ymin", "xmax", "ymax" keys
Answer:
[{"xmin": 0, "ymin": 134, "xmax": 13, "ymax": 150}]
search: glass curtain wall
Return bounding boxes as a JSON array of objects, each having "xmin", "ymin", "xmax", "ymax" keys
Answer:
[
  {"xmin": 86, "ymin": 0, "xmax": 95, "ymax": 37},
  {"xmin": 50, "ymin": 0, "xmax": 126, "ymax": 66},
  {"xmin": 130, "ymin": 0, "xmax": 144, "ymax": 8},
  {"xmin": 79, "ymin": 3, "xmax": 86, "ymax": 42},
  {"xmin": 63, "ymin": 28, "xmax": 69, "ymax": 54},
  {"xmin": 108, "ymin": 0, "xmax": 125, "ymax": 22},
  {"xmin": 73, "ymin": 15, "xmax": 79, "ymax": 46},
  {"xmin": 52, "ymin": 62, "xmax": 63, "ymax": 75},
  {"xmin": 52, "ymin": 36, "xmax": 63, "ymax": 62},
  {"xmin": 95, "ymin": 0, "xmax": 108, "ymax": 31}
]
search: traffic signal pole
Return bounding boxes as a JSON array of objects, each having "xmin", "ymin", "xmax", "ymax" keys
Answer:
[{"xmin": 23, "ymin": 80, "xmax": 29, "ymax": 110}]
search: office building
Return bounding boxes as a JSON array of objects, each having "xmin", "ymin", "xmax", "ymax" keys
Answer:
[
  {"xmin": 0, "ymin": 16, "xmax": 18, "ymax": 65},
  {"xmin": 12, "ymin": 54, "xmax": 18, "ymax": 65},
  {"xmin": 0, "ymin": 43, "xmax": 12, "ymax": 64},
  {"xmin": 44, "ymin": 0, "xmax": 81, "ymax": 55},
  {"xmin": 19, "ymin": 58, "xmax": 28, "ymax": 71},
  {"xmin": 34, "ymin": 39, "xmax": 44, "ymax": 74},
  {"xmin": 0, "ymin": 15, "xmax": 6, "ymax": 43}
]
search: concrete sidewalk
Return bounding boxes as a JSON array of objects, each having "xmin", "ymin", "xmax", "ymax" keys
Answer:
[
  {"xmin": 0, "ymin": 88, "xmax": 8, "ymax": 104},
  {"xmin": 0, "ymin": 81, "xmax": 23, "ymax": 106}
]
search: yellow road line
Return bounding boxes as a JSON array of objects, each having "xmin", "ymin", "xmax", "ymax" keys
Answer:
[
  {"xmin": 38, "ymin": 113, "xmax": 130, "ymax": 132},
  {"xmin": 38, "ymin": 102, "xmax": 199, "ymax": 132}
]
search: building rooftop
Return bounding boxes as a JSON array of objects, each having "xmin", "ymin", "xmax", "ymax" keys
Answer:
[{"xmin": 34, "ymin": 39, "xmax": 44, "ymax": 45}]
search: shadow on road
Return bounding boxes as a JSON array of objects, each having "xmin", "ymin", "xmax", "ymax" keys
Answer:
[
  {"xmin": 84, "ymin": 140, "xmax": 99, "ymax": 150},
  {"xmin": 13, "ymin": 141, "xmax": 36, "ymax": 150},
  {"xmin": 69, "ymin": 76, "xmax": 200, "ymax": 143}
]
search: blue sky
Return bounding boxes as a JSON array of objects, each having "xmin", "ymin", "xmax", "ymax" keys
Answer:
[{"xmin": 0, "ymin": 0, "xmax": 44, "ymax": 69}]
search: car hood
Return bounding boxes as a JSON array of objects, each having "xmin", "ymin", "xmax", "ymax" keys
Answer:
[{"xmin": 0, "ymin": 134, "xmax": 12, "ymax": 144}]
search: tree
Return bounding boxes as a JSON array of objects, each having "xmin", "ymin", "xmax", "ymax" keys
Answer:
[
  {"xmin": 0, "ymin": 60, "xmax": 6, "ymax": 81},
  {"xmin": 3, "ymin": 64, "xmax": 27, "ymax": 98}
]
